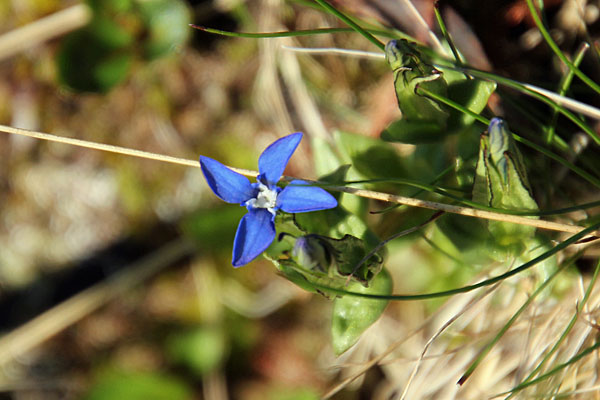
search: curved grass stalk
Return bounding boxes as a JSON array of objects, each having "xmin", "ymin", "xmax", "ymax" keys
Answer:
[
  {"xmin": 0, "ymin": 124, "xmax": 596, "ymax": 238},
  {"xmin": 287, "ymin": 223, "xmax": 600, "ymax": 300},
  {"xmin": 190, "ymin": 25, "xmax": 397, "ymax": 39},
  {"xmin": 282, "ymin": 44, "xmax": 600, "ymax": 188}
]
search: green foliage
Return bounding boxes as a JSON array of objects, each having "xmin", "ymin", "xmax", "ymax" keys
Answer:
[
  {"xmin": 473, "ymin": 119, "xmax": 539, "ymax": 252},
  {"xmin": 331, "ymin": 268, "xmax": 393, "ymax": 354},
  {"xmin": 446, "ymin": 79, "xmax": 497, "ymax": 132},
  {"xmin": 436, "ymin": 120, "xmax": 540, "ymax": 262},
  {"xmin": 382, "ymin": 39, "xmax": 496, "ymax": 144},
  {"xmin": 276, "ymin": 233, "xmax": 384, "ymax": 295},
  {"xmin": 385, "ymin": 39, "xmax": 449, "ymax": 128},
  {"xmin": 84, "ymin": 371, "xmax": 192, "ymax": 400},
  {"xmin": 181, "ymin": 205, "xmax": 247, "ymax": 253},
  {"xmin": 335, "ymin": 130, "xmax": 409, "ymax": 181},
  {"xmin": 56, "ymin": 17, "xmax": 134, "ymax": 92}
]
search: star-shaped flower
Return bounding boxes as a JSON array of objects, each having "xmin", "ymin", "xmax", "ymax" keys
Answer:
[{"xmin": 200, "ymin": 132, "xmax": 338, "ymax": 267}]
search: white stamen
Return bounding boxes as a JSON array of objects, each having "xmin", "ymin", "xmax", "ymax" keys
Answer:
[{"xmin": 246, "ymin": 182, "xmax": 278, "ymax": 215}]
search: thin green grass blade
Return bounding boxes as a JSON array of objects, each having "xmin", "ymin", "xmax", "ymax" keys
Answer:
[
  {"xmin": 499, "ymin": 90, "xmax": 569, "ymax": 151},
  {"xmin": 283, "ymin": 222, "xmax": 600, "ymax": 301},
  {"xmin": 525, "ymin": 0, "xmax": 600, "ymax": 95},
  {"xmin": 432, "ymin": 2, "xmax": 464, "ymax": 66},
  {"xmin": 312, "ymin": 0, "xmax": 385, "ymax": 50},
  {"xmin": 547, "ymin": 43, "xmax": 589, "ymax": 144}
]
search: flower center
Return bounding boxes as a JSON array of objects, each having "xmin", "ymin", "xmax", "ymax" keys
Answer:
[{"xmin": 246, "ymin": 182, "xmax": 278, "ymax": 215}]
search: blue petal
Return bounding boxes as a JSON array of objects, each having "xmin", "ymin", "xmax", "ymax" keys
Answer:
[
  {"xmin": 258, "ymin": 132, "xmax": 303, "ymax": 186},
  {"xmin": 200, "ymin": 156, "xmax": 256, "ymax": 204},
  {"xmin": 232, "ymin": 209, "xmax": 276, "ymax": 267},
  {"xmin": 277, "ymin": 180, "xmax": 337, "ymax": 213}
]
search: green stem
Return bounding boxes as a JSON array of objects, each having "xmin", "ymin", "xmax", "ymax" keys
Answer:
[
  {"xmin": 432, "ymin": 2, "xmax": 464, "ymax": 66},
  {"xmin": 190, "ymin": 25, "xmax": 394, "ymax": 39},
  {"xmin": 547, "ymin": 43, "xmax": 589, "ymax": 144},
  {"xmin": 298, "ymin": 223, "xmax": 600, "ymax": 301}
]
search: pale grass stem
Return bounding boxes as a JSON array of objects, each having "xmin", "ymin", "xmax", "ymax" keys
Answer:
[
  {"xmin": 0, "ymin": 124, "xmax": 597, "ymax": 238},
  {"xmin": 0, "ymin": 4, "xmax": 91, "ymax": 62}
]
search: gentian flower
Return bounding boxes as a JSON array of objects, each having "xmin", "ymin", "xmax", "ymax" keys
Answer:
[{"xmin": 199, "ymin": 132, "xmax": 337, "ymax": 267}]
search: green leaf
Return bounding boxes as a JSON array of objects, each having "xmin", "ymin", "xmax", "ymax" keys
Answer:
[
  {"xmin": 56, "ymin": 12, "xmax": 136, "ymax": 93},
  {"xmin": 311, "ymin": 136, "xmax": 343, "ymax": 177},
  {"xmin": 291, "ymin": 234, "xmax": 383, "ymax": 286},
  {"xmin": 136, "ymin": 0, "xmax": 191, "ymax": 59},
  {"xmin": 385, "ymin": 39, "xmax": 449, "ymax": 126},
  {"xmin": 381, "ymin": 119, "xmax": 448, "ymax": 144},
  {"xmin": 84, "ymin": 371, "xmax": 192, "ymax": 400},
  {"xmin": 180, "ymin": 205, "xmax": 247, "ymax": 252},
  {"xmin": 88, "ymin": 14, "xmax": 134, "ymax": 49},
  {"xmin": 295, "ymin": 207, "xmax": 370, "ymax": 242},
  {"xmin": 317, "ymin": 164, "xmax": 351, "ymax": 202},
  {"xmin": 334, "ymin": 130, "xmax": 407, "ymax": 181},
  {"xmin": 331, "ymin": 268, "xmax": 393, "ymax": 355},
  {"xmin": 292, "ymin": 162, "xmax": 372, "ymax": 241},
  {"xmin": 446, "ymin": 79, "xmax": 497, "ymax": 132},
  {"xmin": 57, "ymin": 29, "xmax": 133, "ymax": 92}
]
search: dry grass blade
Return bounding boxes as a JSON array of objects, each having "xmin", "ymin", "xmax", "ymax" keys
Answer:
[
  {"xmin": 0, "ymin": 4, "xmax": 91, "ymax": 62},
  {"xmin": 0, "ymin": 124, "xmax": 596, "ymax": 239}
]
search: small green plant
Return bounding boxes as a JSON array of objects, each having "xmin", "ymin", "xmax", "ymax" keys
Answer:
[{"xmin": 1, "ymin": 0, "xmax": 599, "ymax": 398}]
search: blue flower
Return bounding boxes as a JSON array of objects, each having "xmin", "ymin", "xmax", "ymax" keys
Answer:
[{"xmin": 200, "ymin": 132, "xmax": 338, "ymax": 267}]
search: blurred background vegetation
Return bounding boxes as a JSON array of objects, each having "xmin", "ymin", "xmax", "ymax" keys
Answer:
[{"xmin": 0, "ymin": 0, "xmax": 599, "ymax": 399}]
